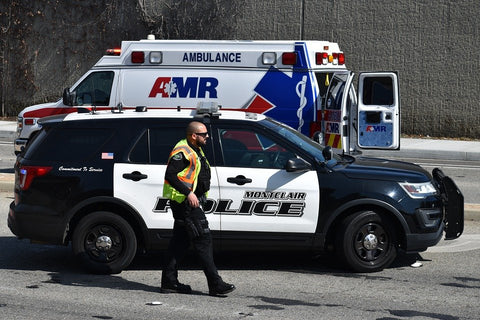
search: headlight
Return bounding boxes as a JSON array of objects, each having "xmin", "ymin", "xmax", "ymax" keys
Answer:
[{"xmin": 399, "ymin": 181, "xmax": 437, "ymax": 199}]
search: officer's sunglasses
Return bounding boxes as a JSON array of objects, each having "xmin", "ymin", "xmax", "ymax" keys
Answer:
[{"xmin": 195, "ymin": 132, "xmax": 209, "ymax": 138}]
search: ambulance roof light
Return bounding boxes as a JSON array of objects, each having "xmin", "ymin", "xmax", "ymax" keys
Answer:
[
  {"xmin": 131, "ymin": 51, "xmax": 145, "ymax": 64},
  {"xmin": 147, "ymin": 34, "xmax": 155, "ymax": 40},
  {"xmin": 106, "ymin": 48, "xmax": 121, "ymax": 56},
  {"xmin": 262, "ymin": 52, "xmax": 276, "ymax": 65},
  {"xmin": 282, "ymin": 52, "xmax": 297, "ymax": 65}
]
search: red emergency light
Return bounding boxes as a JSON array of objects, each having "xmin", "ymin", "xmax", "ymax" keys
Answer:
[
  {"xmin": 282, "ymin": 52, "xmax": 297, "ymax": 65},
  {"xmin": 131, "ymin": 51, "xmax": 145, "ymax": 64}
]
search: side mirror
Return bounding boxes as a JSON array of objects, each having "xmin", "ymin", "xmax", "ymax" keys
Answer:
[
  {"xmin": 286, "ymin": 158, "xmax": 312, "ymax": 172},
  {"xmin": 62, "ymin": 87, "xmax": 75, "ymax": 106},
  {"xmin": 322, "ymin": 146, "xmax": 333, "ymax": 161},
  {"xmin": 312, "ymin": 131, "xmax": 323, "ymax": 144}
]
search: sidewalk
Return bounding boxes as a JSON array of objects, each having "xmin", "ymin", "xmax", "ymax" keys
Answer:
[
  {"xmin": 361, "ymin": 138, "xmax": 480, "ymax": 161},
  {"xmin": 1, "ymin": 120, "xmax": 479, "ymax": 220}
]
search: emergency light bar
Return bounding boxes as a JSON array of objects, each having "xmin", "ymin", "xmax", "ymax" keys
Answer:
[{"xmin": 106, "ymin": 46, "xmax": 344, "ymax": 67}]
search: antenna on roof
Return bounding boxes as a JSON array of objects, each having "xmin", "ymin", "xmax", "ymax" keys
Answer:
[{"xmin": 111, "ymin": 102, "xmax": 123, "ymax": 114}]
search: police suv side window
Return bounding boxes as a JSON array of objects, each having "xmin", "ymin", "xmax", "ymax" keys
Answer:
[
  {"xmin": 25, "ymin": 127, "xmax": 113, "ymax": 161},
  {"xmin": 218, "ymin": 128, "xmax": 295, "ymax": 169},
  {"xmin": 74, "ymin": 71, "xmax": 114, "ymax": 106},
  {"xmin": 128, "ymin": 126, "xmax": 195, "ymax": 164}
]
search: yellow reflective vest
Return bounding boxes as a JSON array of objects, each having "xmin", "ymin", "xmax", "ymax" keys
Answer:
[{"xmin": 163, "ymin": 139, "xmax": 209, "ymax": 203}]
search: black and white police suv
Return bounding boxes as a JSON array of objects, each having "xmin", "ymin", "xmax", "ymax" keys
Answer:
[{"xmin": 8, "ymin": 104, "xmax": 464, "ymax": 274}]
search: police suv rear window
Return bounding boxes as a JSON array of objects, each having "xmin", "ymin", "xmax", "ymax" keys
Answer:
[{"xmin": 24, "ymin": 127, "xmax": 113, "ymax": 162}]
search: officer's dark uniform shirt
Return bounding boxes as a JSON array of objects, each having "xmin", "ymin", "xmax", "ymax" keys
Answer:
[{"xmin": 165, "ymin": 141, "xmax": 211, "ymax": 198}]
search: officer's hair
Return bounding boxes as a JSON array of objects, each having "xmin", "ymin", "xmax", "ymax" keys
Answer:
[{"xmin": 186, "ymin": 121, "xmax": 204, "ymax": 136}]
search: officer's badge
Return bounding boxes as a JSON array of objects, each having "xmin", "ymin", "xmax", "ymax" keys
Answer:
[{"xmin": 172, "ymin": 153, "xmax": 183, "ymax": 161}]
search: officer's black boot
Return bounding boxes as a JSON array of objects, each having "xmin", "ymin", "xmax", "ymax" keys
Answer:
[{"xmin": 208, "ymin": 280, "xmax": 236, "ymax": 296}]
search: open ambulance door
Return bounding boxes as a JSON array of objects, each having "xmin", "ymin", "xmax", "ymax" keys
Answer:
[
  {"xmin": 322, "ymin": 72, "xmax": 354, "ymax": 154},
  {"xmin": 357, "ymin": 72, "xmax": 400, "ymax": 150}
]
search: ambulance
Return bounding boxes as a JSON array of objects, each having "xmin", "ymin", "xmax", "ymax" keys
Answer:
[{"xmin": 15, "ymin": 35, "xmax": 400, "ymax": 155}]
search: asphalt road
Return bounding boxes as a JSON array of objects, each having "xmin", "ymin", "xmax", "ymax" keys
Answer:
[{"xmin": 2, "ymin": 191, "xmax": 480, "ymax": 320}]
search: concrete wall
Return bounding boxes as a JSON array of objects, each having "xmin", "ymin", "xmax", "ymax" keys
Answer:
[{"xmin": 1, "ymin": 0, "xmax": 478, "ymax": 138}]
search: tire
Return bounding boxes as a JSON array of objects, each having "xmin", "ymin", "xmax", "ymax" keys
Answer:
[
  {"xmin": 72, "ymin": 211, "xmax": 137, "ymax": 274},
  {"xmin": 336, "ymin": 210, "xmax": 397, "ymax": 272}
]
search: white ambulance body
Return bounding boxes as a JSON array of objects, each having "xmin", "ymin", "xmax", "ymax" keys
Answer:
[{"xmin": 15, "ymin": 37, "xmax": 400, "ymax": 154}]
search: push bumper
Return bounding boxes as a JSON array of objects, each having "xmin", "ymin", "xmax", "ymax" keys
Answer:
[{"xmin": 432, "ymin": 168, "xmax": 464, "ymax": 240}]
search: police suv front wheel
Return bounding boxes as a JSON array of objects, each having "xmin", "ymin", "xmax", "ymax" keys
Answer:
[
  {"xmin": 72, "ymin": 211, "xmax": 137, "ymax": 274},
  {"xmin": 336, "ymin": 210, "xmax": 397, "ymax": 272}
]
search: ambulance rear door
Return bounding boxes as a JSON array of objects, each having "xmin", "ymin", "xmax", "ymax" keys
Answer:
[
  {"xmin": 323, "ymin": 72, "xmax": 354, "ymax": 154},
  {"xmin": 357, "ymin": 72, "xmax": 400, "ymax": 149}
]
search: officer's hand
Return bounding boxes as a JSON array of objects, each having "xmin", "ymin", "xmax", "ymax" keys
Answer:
[{"xmin": 187, "ymin": 192, "xmax": 199, "ymax": 208}]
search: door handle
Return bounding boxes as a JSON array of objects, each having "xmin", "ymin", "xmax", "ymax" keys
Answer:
[
  {"xmin": 122, "ymin": 171, "xmax": 148, "ymax": 182},
  {"xmin": 227, "ymin": 175, "xmax": 252, "ymax": 185}
]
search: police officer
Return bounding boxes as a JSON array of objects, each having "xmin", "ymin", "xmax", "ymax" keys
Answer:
[{"xmin": 161, "ymin": 121, "xmax": 235, "ymax": 296}]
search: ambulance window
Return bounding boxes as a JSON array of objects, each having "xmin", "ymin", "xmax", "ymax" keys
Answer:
[
  {"xmin": 325, "ymin": 77, "xmax": 344, "ymax": 110},
  {"xmin": 218, "ymin": 128, "xmax": 295, "ymax": 169},
  {"xmin": 73, "ymin": 71, "xmax": 114, "ymax": 106},
  {"xmin": 362, "ymin": 77, "xmax": 393, "ymax": 105}
]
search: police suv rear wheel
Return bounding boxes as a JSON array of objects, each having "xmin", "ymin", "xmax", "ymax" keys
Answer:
[
  {"xmin": 72, "ymin": 211, "xmax": 137, "ymax": 274},
  {"xmin": 337, "ymin": 210, "xmax": 397, "ymax": 272}
]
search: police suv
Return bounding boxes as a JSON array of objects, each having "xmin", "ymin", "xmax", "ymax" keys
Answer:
[{"xmin": 8, "ymin": 104, "xmax": 463, "ymax": 274}]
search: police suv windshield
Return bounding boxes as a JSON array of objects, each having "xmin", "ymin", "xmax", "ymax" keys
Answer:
[{"xmin": 261, "ymin": 118, "xmax": 342, "ymax": 162}]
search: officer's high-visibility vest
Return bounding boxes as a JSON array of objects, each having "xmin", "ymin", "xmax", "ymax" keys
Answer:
[{"xmin": 163, "ymin": 139, "xmax": 208, "ymax": 203}]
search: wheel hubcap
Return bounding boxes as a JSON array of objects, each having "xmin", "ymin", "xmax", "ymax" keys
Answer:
[
  {"xmin": 363, "ymin": 233, "xmax": 378, "ymax": 250},
  {"xmin": 96, "ymin": 235, "xmax": 113, "ymax": 251},
  {"xmin": 84, "ymin": 225, "xmax": 123, "ymax": 263}
]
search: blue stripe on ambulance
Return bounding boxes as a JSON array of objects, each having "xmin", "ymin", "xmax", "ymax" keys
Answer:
[{"xmin": 253, "ymin": 42, "xmax": 316, "ymax": 136}]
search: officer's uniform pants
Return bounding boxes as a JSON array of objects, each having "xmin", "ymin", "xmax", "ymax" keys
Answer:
[{"xmin": 162, "ymin": 201, "xmax": 222, "ymax": 287}]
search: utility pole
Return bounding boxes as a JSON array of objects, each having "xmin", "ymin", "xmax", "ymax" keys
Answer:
[{"xmin": 300, "ymin": 0, "xmax": 305, "ymax": 39}]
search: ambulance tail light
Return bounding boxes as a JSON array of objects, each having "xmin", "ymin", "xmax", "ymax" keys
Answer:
[
  {"xmin": 131, "ymin": 51, "xmax": 145, "ymax": 64},
  {"xmin": 17, "ymin": 165, "xmax": 52, "ymax": 191},
  {"xmin": 316, "ymin": 52, "xmax": 345, "ymax": 65},
  {"xmin": 105, "ymin": 48, "xmax": 121, "ymax": 56},
  {"xmin": 316, "ymin": 52, "xmax": 329, "ymax": 65},
  {"xmin": 282, "ymin": 52, "xmax": 297, "ymax": 65}
]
